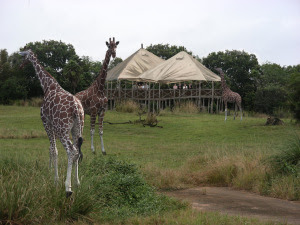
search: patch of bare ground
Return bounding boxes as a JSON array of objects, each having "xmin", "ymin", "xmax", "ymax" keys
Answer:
[{"xmin": 164, "ymin": 187, "xmax": 300, "ymax": 225}]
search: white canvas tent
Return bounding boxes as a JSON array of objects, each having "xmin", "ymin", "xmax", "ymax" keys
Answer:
[
  {"xmin": 106, "ymin": 48, "xmax": 164, "ymax": 81},
  {"xmin": 138, "ymin": 51, "xmax": 220, "ymax": 83}
]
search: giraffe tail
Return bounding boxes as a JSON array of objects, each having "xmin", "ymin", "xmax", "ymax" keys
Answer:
[{"xmin": 78, "ymin": 137, "xmax": 83, "ymax": 163}]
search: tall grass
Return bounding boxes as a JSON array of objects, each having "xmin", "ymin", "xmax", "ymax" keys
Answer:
[
  {"xmin": 115, "ymin": 100, "xmax": 139, "ymax": 113},
  {"xmin": 143, "ymin": 136, "xmax": 300, "ymax": 200},
  {"xmin": 172, "ymin": 101, "xmax": 199, "ymax": 114},
  {"xmin": 0, "ymin": 156, "xmax": 184, "ymax": 224},
  {"xmin": 13, "ymin": 97, "xmax": 43, "ymax": 107}
]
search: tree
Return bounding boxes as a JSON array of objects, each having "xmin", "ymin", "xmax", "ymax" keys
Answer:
[
  {"xmin": 288, "ymin": 65, "xmax": 300, "ymax": 121},
  {"xmin": 63, "ymin": 57, "xmax": 82, "ymax": 94},
  {"xmin": 254, "ymin": 63, "xmax": 289, "ymax": 115},
  {"xmin": 108, "ymin": 57, "xmax": 123, "ymax": 70},
  {"xmin": 0, "ymin": 49, "xmax": 10, "ymax": 82},
  {"xmin": 146, "ymin": 44, "xmax": 193, "ymax": 60},
  {"xmin": 202, "ymin": 50, "xmax": 260, "ymax": 110},
  {"xmin": 22, "ymin": 40, "xmax": 77, "ymax": 84}
]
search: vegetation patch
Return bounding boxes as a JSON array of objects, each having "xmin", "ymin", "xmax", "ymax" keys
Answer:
[{"xmin": 0, "ymin": 156, "xmax": 184, "ymax": 224}]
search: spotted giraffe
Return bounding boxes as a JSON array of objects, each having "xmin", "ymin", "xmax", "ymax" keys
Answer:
[
  {"xmin": 19, "ymin": 49, "xmax": 84, "ymax": 197},
  {"xmin": 215, "ymin": 68, "xmax": 242, "ymax": 121},
  {"xmin": 76, "ymin": 37, "xmax": 119, "ymax": 155}
]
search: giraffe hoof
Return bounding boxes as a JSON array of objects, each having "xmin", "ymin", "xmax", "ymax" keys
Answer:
[
  {"xmin": 102, "ymin": 151, "xmax": 106, "ymax": 156},
  {"xmin": 66, "ymin": 191, "xmax": 73, "ymax": 198},
  {"xmin": 92, "ymin": 151, "xmax": 96, "ymax": 155}
]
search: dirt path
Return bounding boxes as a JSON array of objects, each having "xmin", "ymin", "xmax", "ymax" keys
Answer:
[{"xmin": 165, "ymin": 187, "xmax": 300, "ymax": 224}]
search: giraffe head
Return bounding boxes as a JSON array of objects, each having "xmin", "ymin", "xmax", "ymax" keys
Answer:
[
  {"xmin": 106, "ymin": 37, "xmax": 119, "ymax": 58},
  {"xmin": 215, "ymin": 68, "xmax": 223, "ymax": 73},
  {"xmin": 19, "ymin": 49, "xmax": 34, "ymax": 68}
]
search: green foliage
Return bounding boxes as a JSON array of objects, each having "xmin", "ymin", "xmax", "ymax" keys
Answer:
[
  {"xmin": 62, "ymin": 57, "xmax": 82, "ymax": 94},
  {"xmin": 254, "ymin": 85, "xmax": 288, "ymax": 115},
  {"xmin": 146, "ymin": 44, "xmax": 193, "ymax": 60},
  {"xmin": 269, "ymin": 134, "xmax": 300, "ymax": 176},
  {"xmin": 253, "ymin": 63, "xmax": 290, "ymax": 115},
  {"xmin": 108, "ymin": 57, "xmax": 123, "ymax": 70},
  {"xmin": 22, "ymin": 40, "xmax": 77, "ymax": 76},
  {"xmin": 0, "ymin": 41, "xmax": 104, "ymax": 104},
  {"xmin": 115, "ymin": 100, "xmax": 140, "ymax": 113},
  {"xmin": 0, "ymin": 76, "xmax": 28, "ymax": 104},
  {"xmin": 0, "ymin": 154, "xmax": 183, "ymax": 224},
  {"xmin": 288, "ymin": 65, "xmax": 300, "ymax": 122}
]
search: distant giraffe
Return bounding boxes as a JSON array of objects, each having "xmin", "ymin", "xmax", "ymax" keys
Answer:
[
  {"xmin": 19, "ymin": 49, "xmax": 84, "ymax": 197},
  {"xmin": 76, "ymin": 38, "xmax": 119, "ymax": 154},
  {"xmin": 215, "ymin": 68, "xmax": 242, "ymax": 121}
]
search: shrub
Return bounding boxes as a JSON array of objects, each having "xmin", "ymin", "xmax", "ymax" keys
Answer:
[
  {"xmin": 0, "ymin": 156, "xmax": 184, "ymax": 224},
  {"xmin": 115, "ymin": 100, "xmax": 139, "ymax": 113},
  {"xmin": 269, "ymin": 134, "xmax": 300, "ymax": 176},
  {"xmin": 172, "ymin": 101, "xmax": 199, "ymax": 114}
]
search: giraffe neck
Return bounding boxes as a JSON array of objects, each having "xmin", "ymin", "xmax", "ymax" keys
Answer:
[
  {"xmin": 28, "ymin": 53, "xmax": 59, "ymax": 94},
  {"xmin": 219, "ymin": 71, "xmax": 229, "ymax": 92},
  {"xmin": 96, "ymin": 50, "xmax": 112, "ymax": 91}
]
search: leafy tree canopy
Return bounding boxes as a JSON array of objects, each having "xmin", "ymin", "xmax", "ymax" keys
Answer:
[
  {"xmin": 22, "ymin": 40, "xmax": 77, "ymax": 77},
  {"xmin": 146, "ymin": 44, "xmax": 193, "ymax": 60},
  {"xmin": 108, "ymin": 57, "xmax": 123, "ymax": 70}
]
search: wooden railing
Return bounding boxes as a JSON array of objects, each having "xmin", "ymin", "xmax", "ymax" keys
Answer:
[{"xmin": 106, "ymin": 88, "xmax": 222, "ymax": 100}]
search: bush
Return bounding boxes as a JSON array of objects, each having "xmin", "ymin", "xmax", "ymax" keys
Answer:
[
  {"xmin": 172, "ymin": 101, "xmax": 199, "ymax": 114},
  {"xmin": 269, "ymin": 134, "xmax": 300, "ymax": 176},
  {"xmin": 115, "ymin": 100, "xmax": 139, "ymax": 113},
  {"xmin": 0, "ymin": 156, "xmax": 184, "ymax": 224}
]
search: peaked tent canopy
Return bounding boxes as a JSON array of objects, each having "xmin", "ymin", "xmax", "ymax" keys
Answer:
[
  {"xmin": 106, "ymin": 48, "xmax": 164, "ymax": 81},
  {"xmin": 138, "ymin": 51, "xmax": 221, "ymax": 83}
]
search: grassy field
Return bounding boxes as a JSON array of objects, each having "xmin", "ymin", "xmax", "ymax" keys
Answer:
[{"xmin": 0, "ymin": 105, "xmax": 299, "ymax": 224}]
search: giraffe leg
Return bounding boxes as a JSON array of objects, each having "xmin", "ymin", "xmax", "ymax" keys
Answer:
[
  {"xmin": 224, "ymin": 102, "xmax": 228, "ymax": 121},
  {"xmin": 43, "ymin": 121, "xmax": 59, "ymax": 184},
  {"xmin": 98, "ymin": 109, "xmax": 106, "ymax": 155},
  {"xmin": 90, "ymin": 114, "xmax": 96, "ymax": 154},
  {"xmin": 71, "ymin": 127, "xmax": 81, "ymax": 186},
  {"xmin": 234, "ymin": 104, "xmax": 237, "ymax": 120},
  {"xmin": 60, "ymin": 137, "xmax": 79, "ymax": 196},
  {"xmin": 238, "ymin": 103, "xmax": 243, "ymax": 121}
]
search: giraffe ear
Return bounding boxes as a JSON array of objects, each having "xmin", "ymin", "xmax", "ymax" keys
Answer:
[
  {"xmin": 116, "ymin": 41, "xmax": 119, "ymax": 46},
  {"xmin": 106, "ymin": 41, "xmax": 109, "ymax": 47}
]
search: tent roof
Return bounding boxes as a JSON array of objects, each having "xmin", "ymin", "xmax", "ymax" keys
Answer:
[
  {"xmin": 138, "ymin": 51, "xmax": 221, "ymax": 83},
  {"xmin": 106, "ymin": 48, "xmax": 164, "ymax": 81}
]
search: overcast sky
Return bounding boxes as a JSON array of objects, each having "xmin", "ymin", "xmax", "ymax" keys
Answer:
[{"xmin": 1, "ymin": 0, "xmax": 299, "ymax": 66}]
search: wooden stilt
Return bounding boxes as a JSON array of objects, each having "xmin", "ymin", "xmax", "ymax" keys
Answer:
[{"xmin": 211, "ymin": 81, "xmax": 214, "ymax": 113}]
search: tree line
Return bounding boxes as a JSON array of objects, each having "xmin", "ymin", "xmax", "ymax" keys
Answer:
[{"xmin": 0, "ymin": 40, "xmax": 299, "ymax": 121}]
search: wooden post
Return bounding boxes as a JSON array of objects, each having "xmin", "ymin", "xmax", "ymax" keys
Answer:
[
  {"xmin": 153, "ymin": 83, "xmax": 155, "ymax": 113},
  {"xmin": 109, "ymin": 81, "xmax": 112, "ymax": 110},
  {"xmin": 199, "ymin": 81, "xmax": 202, "ymax": 110},
  {"xmin": 131, "ymin": 81, "xmax": 134, "ymax": 99},
  {"xmin": 158, "ymin": 82, "xmax": 161, "ymax": 111},
  {"xmin": 118, "ymin": 80, "xmax": 121, "ymax": 99},
  {"xmin": 211, "ymin": 81, "xmax": 214, "ymax": 113}
]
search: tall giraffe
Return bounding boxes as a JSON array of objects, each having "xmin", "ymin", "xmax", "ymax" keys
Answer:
[
  {"xmin": 76, "ymin": 37, "xmax": 119, "ymax": 155},
  {"xmin": 215, "ymin": 68, "xmax": 242, "ymax": 121},
  {"xmin": 19, "ymin": 49, "xmax": 85, "ymax": 197}
]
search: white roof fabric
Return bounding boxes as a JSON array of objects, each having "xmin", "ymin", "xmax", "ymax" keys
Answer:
[
  {"xmin": 138, "ymin": 51, "xmax": 221, "ymax": 83},
  {"xmin": 106, "ymin": 48, "xmax": 164, "ymax": 81}
]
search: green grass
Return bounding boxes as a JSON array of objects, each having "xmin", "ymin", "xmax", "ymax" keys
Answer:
[{"xmin": 0, "ymin": 105, "xmax": 299, "ymax": 224}]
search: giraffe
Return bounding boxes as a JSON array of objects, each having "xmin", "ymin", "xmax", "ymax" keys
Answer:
[
  {"xmin": 19, "ymin": 49, "xmax": 85, "ymax": 197},
  {"xmin": 215, "ymin": 68, "xmax": 242, "ymax": 121},
  {"xmin": 76, "ymin": 37, "xmax": 119, "ymax": 155}
]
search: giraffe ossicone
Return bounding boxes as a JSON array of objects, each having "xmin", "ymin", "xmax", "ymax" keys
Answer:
[
  {"xmin": 215, "ymin": 68, "xmax": 242, "ymax": 121},
  {"xmin": 19, "ymin": 49, "xmax": 85, "ymax": 197},
  {"xmin": 76, "ymin": 37, "xmax": 119, "ymax": 155}
]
